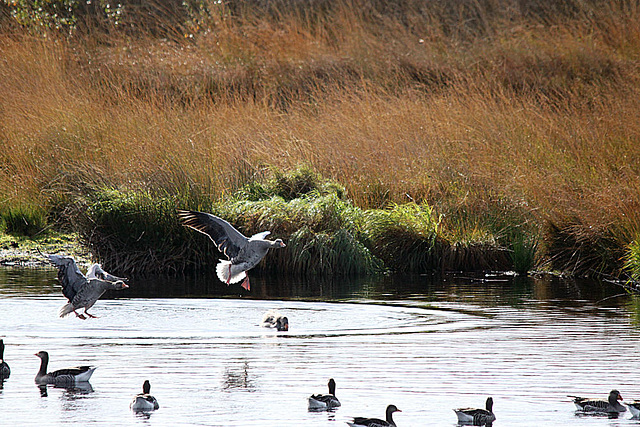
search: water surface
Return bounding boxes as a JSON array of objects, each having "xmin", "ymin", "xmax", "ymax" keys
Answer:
[{"xmin": 1, "ymin": 267, "xmax": 640, "ymax": 426}]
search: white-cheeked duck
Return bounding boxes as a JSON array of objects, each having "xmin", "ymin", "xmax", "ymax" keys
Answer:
[
  {"xmin": 130, "ymin": 380, "xmax": 160, "ymax": 412},
  {"xmin": 454, "ymin": 397, "xmax": 496, "ymax": 425},
  {"xmin": 569, "ymin": 389, "xmax": 626, "ymax": 414},
  {"xmin": 34, "ymin": 351, "xmax": 95, "ymax": 386},
  {"xmin": 261, "ymin": 309, "xmax": 289, "ymax": 331},
  {"xmin": 347, "ymin": 404, "xmax": 401, "ymax": 427},
  {"xmin": 308, "ymin": 378, "xmax": 341, "ymax": 411}
]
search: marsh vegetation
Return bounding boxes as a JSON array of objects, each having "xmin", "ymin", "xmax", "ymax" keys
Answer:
[{"xmin": 1, "ymin": 0, "xmax": 639, "ymax": 279}]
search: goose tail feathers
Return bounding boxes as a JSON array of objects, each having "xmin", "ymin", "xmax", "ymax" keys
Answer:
[{"xmin": 216, "ymin": 260, "xmax": 246, "ymax": 284}]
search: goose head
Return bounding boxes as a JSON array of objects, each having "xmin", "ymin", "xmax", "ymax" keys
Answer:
[
  {"xmin": 486, "ymin": 397, "xmax": 494, "ymax": 412},
  {"xmin": 272, "ymin": 238, "xmax": 286, "ymax": 248},
  {"xmin": 386, "ymin": 404, "xmax": 401, "ymax": 421},
  {"xmin": 108, "ymin": 280, "xmax": 129, "ymax": 290},
  {"xmin": 275, "ymin": 316, "xmax": 289, "ymax": 331},
  {"xmin": 609, "ymin": 390, "xmax": 623, "ymax": 404}
]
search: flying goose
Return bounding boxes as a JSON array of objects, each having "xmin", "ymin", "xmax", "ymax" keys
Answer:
[
  {"xmin": 0, "ymin": 339, "xmax": 10, "ymax": 379},
  {"xmin": 34, "ymin": 351, "xmax": 95, "ymax": 385},
  {"xmin": 178, "ymin": 210, "xmax": 286, "ymax": 291},
  {"xmin": 454, "ymin": 397, "xmax": 496, "ymax": 425},
  {"xmin": 347, "ymin": 404, "xmax": 401, "ymax": 427},
  {"xmin": 45, "ymin": 254, "xmax": 129, "ymax": 319},
  {"xmin": 130, "ymin": 380, "xmax": 160, "ymax": 411},
  {"xmin": 308, "ymin": 378, "xmax": 341, "ymax": 411},
  {"xmin": 261, "ymin": 309, "xmax": 289, "ymax": 331},
  {"xmin": 569, "ymin": 389, "xmax": 626, "ymax": 414}
]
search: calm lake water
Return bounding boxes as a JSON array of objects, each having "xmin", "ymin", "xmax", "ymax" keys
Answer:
[{"xmin": 1, "ymin": 266, "xmax": 640, "ymax": 426}]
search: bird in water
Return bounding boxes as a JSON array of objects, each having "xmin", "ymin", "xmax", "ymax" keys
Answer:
[
  {"xmin": 569, "ymin": 389, "xmax": 626, "ymax": 414},
  {"xmin": 261, "ymin": 309, "xmax": 289, "ymax": 331},
  {"xmin": 347, "ymin": 404, "xmax": 401, "ymax": 427},
  {"xmin": 44, "ymin": 254, "xmax": 128, "ymax": 319},
  {"xmin": 453, "ymin": 397, "xmax": 496, "ymax": 425},
  {"xmin": 130, "ymin": 380, "xmax": 160, "ymax": 412},
  {"xmin": 34, "ymin": 351, "xmax": 96, "ymax": 386},
  {"xmin": 178, "ymin": 210, "xmax": 286, "ymax": 291},
  {"xmin": 627, "ymin": 400, "xmax": 640, "ymax": 418},
  {"xmin": 308, "ymin": 378, "xmax": 341, "ymax": 411},
  {"xmin": 0, "ymin": 339, "xmax": 10, "ymax": 379}
]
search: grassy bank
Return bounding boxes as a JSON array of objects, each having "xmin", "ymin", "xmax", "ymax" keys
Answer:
[{"xmin": 1, "ymin": 0, "xmax": 639, "ymax": 279}]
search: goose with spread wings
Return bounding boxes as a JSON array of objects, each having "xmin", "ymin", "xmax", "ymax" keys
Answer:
[
  {"xmin": 178, "ymin": 210, "xmax": 286, "ymax": 291},
  {"xmin": 44, "ymin": 254, "xmax": 129, "ymax": 319}
]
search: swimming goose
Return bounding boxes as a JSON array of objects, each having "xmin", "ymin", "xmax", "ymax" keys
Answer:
[
  {"xmin": 130, "ymin": 380, "xmax": 159, "ymax": 411},
  {"xmin": 569, "ymin": 389, "xmax": 626, "ymax": 414},
  {"xmin": 0, "ymin": 339, "xmax": 10, "ymax": 379},
  {"xmin": 454, "ymin": 397, "xmax": 496, "ymax": 425},
  {"xmin": 261, "ymin": 309, "xmax": 289, "ymax": 331},
  {"xmin": 34, "ymin": 351, "xmax": 96, "ymax": 385},
  {"xmin": 626, "ymin": 400, "xmax": 640, "ymax": 418},
  {"xmin": 45, "ymin": 254, "xmax": 129, "ymax": 319},
  {"xmin": 178, "ymin": 210, "xmax": 286, "ymax": 291},
  {"xmin": 308, "ymin": 378, "xmax": 341, "ymax": 410},
  {"xmin": 347, "ymin": 404, "xmax": 401, "ymax": 427}
]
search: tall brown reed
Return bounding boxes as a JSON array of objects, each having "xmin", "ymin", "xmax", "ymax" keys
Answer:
[{"xmin": 1, "ymin": 0, "xmax": 639, "ymax": 276}]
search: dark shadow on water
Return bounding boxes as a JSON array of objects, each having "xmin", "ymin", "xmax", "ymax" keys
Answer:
[
  {"xmin": 38, "ymin": 381, "xmax": 94, "ymax": 398},
  {"xmin": 0, "ymin": 265, "xmax": 634, "ymax": 313}
]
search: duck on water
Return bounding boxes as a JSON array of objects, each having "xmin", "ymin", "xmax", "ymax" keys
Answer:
[
  {"xmin": 347, "ymin": 404, "xmax": 401, "ymax": 427},
  {"xmin": 0, "ymin": 339, "xmax": 10, "ymax": 379},
  {"xmin": 308, "ymin": 378, "xmax": 341, "ymax": 411},
  {"xmin": 130, "ymin": 380, "xmax": 160, "ymax": 412},
  {"xmin": 261, "ymin": 309, "xmax": 289, "ymax": 331},
  {"xmin": 569, "ymin": 389, "xmax": 626, "ymax": 414},
  {"xmin": 454, "ymin": 397, "xmax": 496, "ymax": 425},
  {"xmin": 34, "ymin": 351, "xmax": 96, "ymax": 386}
]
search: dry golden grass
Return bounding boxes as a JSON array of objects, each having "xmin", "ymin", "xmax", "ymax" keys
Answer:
[{"xmin": 1, "ymin": 0, "xmax": 639, "ymax": 274}]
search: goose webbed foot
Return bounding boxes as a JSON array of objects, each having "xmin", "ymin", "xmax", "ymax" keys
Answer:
[
  {"xmin": 84, "ymin": 310, "xmax": 98, "ymax": 318},
  {"xmin": 74, "ymin": 310, "xmax": 87, "ymax": 320},
  {"xmin": 240, "ymin": 275, "xmax": 250, "ymax": 291}
]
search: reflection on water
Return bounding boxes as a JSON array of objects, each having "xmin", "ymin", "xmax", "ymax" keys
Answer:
[
  {"xmin": 0, "ymin": 264, "xmax": 628, "ymax": 305},
  {"xmin": 38, "ymin": 381, "xmax": 94, "ymax": 398},
  {"xmin": 1, "ymin": 266, "xmax": 640, "ymax": 426},
  {"xmin": 222, "ymin": 361, "xmax": 255, "ymax": 392}
]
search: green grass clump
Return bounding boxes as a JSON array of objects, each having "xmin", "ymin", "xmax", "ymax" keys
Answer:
[
  {"xmin": 510, "ymin": 234, "xmax": 539, "ymax": 275},
  {"xmin": 0, "ymin": 206, "xmax": 48, "ymax": 237},
  {"xmin": 73, "ymin": 187, "xmax": 219, "ymax": 275},
  {"xmin": 215, "ymin": 191, "xmax": 382, "ymax": 276},
  {"xmin": 362, "ymin": 202, "xmax": 443, "ymax": 273},
  {"xmin": 237, "ymin": 164, "xmax": 345, "ymax": 202},
  {"xmin": 624, "ymin": 239, "xmax": 640, "ymax": 283}
]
